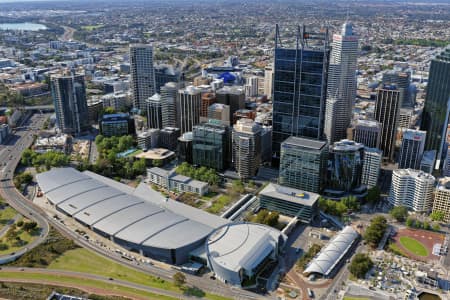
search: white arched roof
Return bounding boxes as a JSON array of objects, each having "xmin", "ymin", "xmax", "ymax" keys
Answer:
[{"xmin": 303, "ymin": 226, "xmax": 359, "ymax": 277}]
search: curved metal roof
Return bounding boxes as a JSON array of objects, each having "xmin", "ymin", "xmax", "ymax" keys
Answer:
[
  {"xmin": 36, "ymin": 168, "xmax": 226, "ymax": 251},
  {"xmin": 303, "ymin": 226, "xmax": 359, "ymax": 277},
  {"xmin": 206, "ymin": 223, "xmax": 284, "ymax": 272}
]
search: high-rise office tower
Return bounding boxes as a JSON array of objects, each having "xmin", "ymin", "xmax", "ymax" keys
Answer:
[
  {"xmin": 51, "ymin": 73, "xmax": 89, "ymax": 135},
  {"xmin": 421, "ymin": 150, "xmax": 436, "ymax": 174},
  {"xmin": 420, "ymin": 48, "xmax": 450, "ymax": 169},
  {"xmin": 398, "ymin": 108, "xmax": 413, "ymax": 129},
  {"xmin": 215, "ymin": 86, "xmax": 245, "ymax": 121},
  {"xmin": 272, "ymin": 25, "xmax": 330, "ymax": 164},
  {"xmin": 350, "ymin": 119, "xmax": 381, "ymax": 149},
  {"xmin": 232, "ymin": 118, "xmax": 262, "ymax": 179},
  {"xmin": 178, "ymin": 132, "xmax": 193, "ymax": 164},
  {"xmin": 176, "ymin": 86, "xmax": 202, "ymax": 134},
  {"xmin": 398, "ymin": 129, "xmax": 426, "ymax": 170},
  {"xmin": 374, "ymin": 84, "xmax": 402, "ymax": 161},
  {"xmin": 324, "ymin": 22, "xmax": 358, "ymax": 144},
  {"xmin": 201, "ymin": 93, "xmax": 216, "ymax": 118},
  {"xmin": 382, "ymin": 71, "xmax": 412, "ymax": 108},
  {"xmin": 328, "ymin": 139, "xmax": 364, "ymax": 192},
  {"xmin": 192, "ymin": 120, "xmax": 230, "ymax": 171},
  {"xmin": 146, "ymin": 93, "xmax": 162, "ymax": 129},
  {"xmin": 207, "ymin": 103, "xmax": 230, "ymax": 125},
  {"xmin": 154, "ymin": 65, "xmax": 180, "ymax": 93},
  {"xmin": 361, "ymin": 147, "xmax": 382, "ymax": 189},
  {"xmin": 244, "ymin": 76, "xmax": 259, "ymax": 98},
  {"xmin": 130, "ymin": 44, "xmax": 155, "ymax": 111},
  {"xmin": 160, "ymin": 82, "xmax": 177, "ymax": 128},
  {"xmin": 278, "ymin": 136, "xmax": 328, "ymax": 194},
  {"xmin": 158, "ymin": 127, "xmax": 181, "ymax": 151},
  {"xmin": 389, "ymin": 169, "xmax": 435, "ymax": 212},
  {"xmin": 264, "ymin": 64, "xmax": 273, "ymax": 99}
]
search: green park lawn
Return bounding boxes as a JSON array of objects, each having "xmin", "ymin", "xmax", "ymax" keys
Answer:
[
  {"xmin": 399, "ymin": 236, "xmax": 428, "ymax": 257},
  {"xmin": 0, "ymin": 271, "xmax": 177, "ymax": 300},
  {"xmin": 0, "ymin": 207, "xmax": 18, "ymax": 227},
  {"xmin": 48, "ymin": 248, "xmax": 230, "ymax": 300},
  {"xmin": 0, "ymin": 221, "xmax": 40, "ymax": 256},
  {"xmin": 206, "ymin": 195, "xmax": 232, "ymax": 214},
  {"xmin": 81, "ymin": 24, "xmax": 104, "ymax": 31}
]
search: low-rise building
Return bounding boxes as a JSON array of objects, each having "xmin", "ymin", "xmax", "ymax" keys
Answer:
[
  {"xmin": 34, "ymin": 134, "xmax": 70, "ymax": 154},
  {"xmin": 137, "ymin": 129, "xmax": 159, "ymax": 150},
  {"xmin": 259, "ymin": 183, "xmax": 319, "ymax": 223},
  {"xmin": 147, "ymin": 167, "xmax": 209, "ymax": 196},
  {"xmin": 135, "ymin": 148, "xmax": 175, "ymax": 166},
  {"xmin": 100, "ymin": 113, "xmax": 135, "ymax": 137}
]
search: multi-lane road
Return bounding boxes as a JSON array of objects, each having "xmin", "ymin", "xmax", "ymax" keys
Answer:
[
  {"xmin": 0, "ymin": 113, "xmax": 50, "ymax": 261},
  {"xmin": 0, "ymin": 112, "xmax": 266, "ymax": 300}
]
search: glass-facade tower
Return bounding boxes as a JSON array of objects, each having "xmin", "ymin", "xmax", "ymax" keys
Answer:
[
  {"xmin": 420, "ymin": 48, "xmax": 450, "ymax": 169},
  {"xmin": 272, "ymin": 25, "xmax": 330, "ymax": 165}
]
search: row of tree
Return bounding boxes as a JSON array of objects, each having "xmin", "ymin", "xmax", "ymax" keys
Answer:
[
  {"xmin": 318, "ymin": 196, "xmax": 360, "ymax": 218},
  {"xmin": 21, "ymin": 149, "xmax": 70, "ymax": 170},
  {"xmin": 363, "ymin": 216, "xmax": 388, "ymax": 248},
  {"xmin": 175, "ymin": 162, "xmax": 220, "ymax": 185},
  {"xmin": 247, "ymin": 209, "xmax": 280, "ymax": 228}
]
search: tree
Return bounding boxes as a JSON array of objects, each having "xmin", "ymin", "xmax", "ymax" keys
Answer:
[
  {"xmin": 406, "ymin": 217, "xmax": 415, "ymax": 228},
  {"xmin": 342, "ymin": 196, "xmax": 360, "ymax": 211},
  {"xmin": 430, "ymin": 211, "xmax": 445, "ymax": 222},
  {"xmin": 349, "ymin": 253, "xmax": 373, "ymax": 279},
  {"xmin": 432, "ymin": 223, "xmax": 440, "ymax": 232},
  {"xmin": 231, "ymin": 180, "xmax": 245, "ymax": 194},
  {"xmin": 390, "ymin": 206, "xmax": 408, "ymax": 222},
  {"xmin": 366, "ymin": 186, "xmax": 381, "ymax": 204},
  {"xmin": 364, "ymin": 216, "xmax": 387, "ymax": 248},
  {"xmin": 173, "ymin": 272, "xmax": 186, "ymax": 287}
]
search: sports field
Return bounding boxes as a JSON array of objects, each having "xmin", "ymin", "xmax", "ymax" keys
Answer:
[
  {"xmin": 399, "ymin": 236, "xmax": 428, "ymax": 257},
  {"xmin": 392, "ymin": 228, "xmax": 444, "ymax": 261}
]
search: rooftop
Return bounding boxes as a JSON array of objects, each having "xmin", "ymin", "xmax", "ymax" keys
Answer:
[
  {"xmin": 281, "ymin": 136, "xmax": 327, "ymax": 151},
  {"xmin": 259, "ymin": 183, "xmax": 320, "ymax": 207},
  {"xmin": 135, "ymin": 148, "xmax": 175, "ymax": 160}
]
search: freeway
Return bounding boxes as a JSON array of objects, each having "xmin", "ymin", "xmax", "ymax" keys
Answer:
[
  {"xmin": 0, "ymin": 113, "xmax": 50, "ymax": 262},
  {"xmin": 0, "ymin": 113, "xmax": 266, "ymax": 300}
]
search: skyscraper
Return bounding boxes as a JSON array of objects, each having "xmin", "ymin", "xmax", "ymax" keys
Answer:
[
  {"xmin": 160, "ymin": 82, "xmax": 177, "ymax": 128},
  {"xmin": 215, "ymin": 86, "xmax": 245, "ymax": 122},
  {"xmin": 192, "ymin": 120, "xmax": 230, "ymax": 171},
  {"xmin": 389, "ymin": 169, "xmax": 435, "ymax": 213},
  {"xmin": 350, "ymin": 119, "xmax": 381, "ymax": 149},
  {"xmin": 232, "ymin": 118, "xmax": 262, "ymax": 179},
  {"xmin": 176, "ymin": 86, "xmax": 202, "ymax": 134},
  {"xmin": 130, "ymin": 44, "xmax": 155, "ymax": 111},
  {"xmin": 146, "ymin": 93, "xmax": 162, "ymax": 129},
  {"xmin": 398, "ymin": 129, "xmax": 426, "ymax": 170},
  {"xmin": 374, "ymin": 84, "xmax": 402, "ymax": 161},
  {"xmin": 324, "ymin": 22, "xmax": 358, "ymax": 144},
  {"xmin": 327, "ymin": 139, "xmax": 364, "ymax": 192},
  {"xmin": 264, "ymin": 64, "xmax": 273, "ymax": 99},
  {"xmin": 382, "ymin": 71, "xmax": 412, "ymax": 108},
  {"xmin": 51, "ymin": 73, "xmax": 89, "ymax": 135},
  {"xmin": 420, "ymin": 48, "xmax": 450, "ymax": 169},
  {"xmin": 244, "ymin": 76, "xmax": 259, "ymax": 98},
  {"xmin": 278, "ymin": 136, "xmax": 328, "ymax": 194},
  {"xmin": 361, "ymin": 147, "xmax": 382, "ymax": 189},
  {"xmin": 272, "ymin": 25, "xmax": 330, "ymax": 164}
]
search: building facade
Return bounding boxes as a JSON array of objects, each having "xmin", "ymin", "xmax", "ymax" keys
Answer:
[
  {"xmin": 192, "ymin": 121, "xmax": 229, "ymax": 171},
  {"xmin": 420, "ymin": 48, "xmax": 450, "ymax": 169},
  {"xmin": 232, "ymin": 118, "xmax": 262, "ymax": 179},
  {"xmin": 51, "ymin": 73, "xmax": 89, "ymax": 135},
  {"xmin": 177, "ymin": 86, "xmax": 202, "ymax": 134},
  {"xmin": 324, "ymin": 22, "xmax": 358, "ymax": 144},
  {"xmin": 327, "ymin": 139, "xmax": 364, "ymax": 192},
  {"xmin": 374, "ymin": 84, "xmax": 402, "ymax": 161},
  {"xmin": 130, "ymin": 44, "xmax": 155, "ymax": 111},
  {"xmin": 351, "ymin": 119, "xmax": 381, "ymax": 149},
  {"xmin": 398, "ymin": 129, "xmax": 426, "ymax": 170},
  {"xmin": 388, "ymin": 169, "xmax": 435, "ymax": 212},
  {"xmin": 158, "ymin": 127, "xmax": 180, "ymax": 151},
  {"xmin": 146, "ymin": 93, "xmax": 162, "ymax": 129},
  {"xmin": 278, "ymin": 136, "xmax": 328, "ymax": 194},
  {"xmin": 433, "ymin": 177, "xmax": 450, "ymax": 223},
  {"xmin": 160, "ymin": 82, "xmax": 178, "ymax": 128},
  {"xmin": 272, "ymin": 25, "xmax": 330, "ymax": 164},
  {"xmin": 361, "ymin": 147, "xmax": 382, "ymax": 189},
  {"xmin": 100, "ymin": 113, "xmax": 135, "ymax": 137},
  {"xmin": 264, "ymin": 64, "xmax": 273, "ymax": 99}
]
